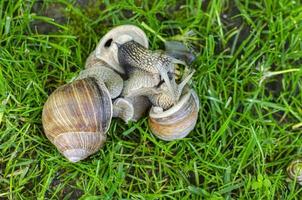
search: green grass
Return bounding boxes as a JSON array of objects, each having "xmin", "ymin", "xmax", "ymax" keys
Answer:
[{"xmin": 1, "ymin": 0, "xmax": 302, "ymax": 199}]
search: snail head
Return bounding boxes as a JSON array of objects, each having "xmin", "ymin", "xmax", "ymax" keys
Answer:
[{"xmin": 117, "ymin": 40, "xmax": 194, "ymax": 104}]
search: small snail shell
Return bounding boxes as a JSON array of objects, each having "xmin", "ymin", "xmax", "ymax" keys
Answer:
[
  {"xmin": 126, "ymin": 96, "xmax": 150, "ymax": 121},
  {"xmin": 42, "ymin": 78, "xmax": 112, "ymax": 162},
  {"xmin": 112, "ymin": 96, "xmax": 151, "ymax": 123},
  {"xmin": 113, "ymin": 98, "xmax": 134, "ymax": 123},
  {"xmin": 95, "ymin": 25, "xmax": 149, "ymax": 74},
  {"xmin": 148, "ymin": 90, "xmax": 199, "ymax": 141},
  {"xmin": 287, "ymin": 159, "xmax": 302, "ymax": 185}
]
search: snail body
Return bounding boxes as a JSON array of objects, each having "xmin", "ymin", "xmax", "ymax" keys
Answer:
[
  {"xmin": 117, "ymin": 40, "xmax": 193, "ymax": 105},
  {"xmin": 118, "ymin": 40, "xmax": 179, "ymax": 102},
  {"xmin": 77, "ymin": 64, "xmax": 123, "ymax": 99},
  {"xmin": 122, "ymin": 69, "xmax": 160, "ymax": 97},
  {"xmin": 117, "ymin": 40, "xmax": 174, "ymax": 74},
  {"xmin": 116, "ymin": 37, "xmax": 200, "ymax": 140}
]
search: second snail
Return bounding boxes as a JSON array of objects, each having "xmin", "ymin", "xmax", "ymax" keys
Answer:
[{"xmin": 42, "ymin": 25, "xmax": 200, "ymax": 162}]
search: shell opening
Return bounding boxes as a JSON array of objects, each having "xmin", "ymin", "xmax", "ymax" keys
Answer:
[
  {"xmin": 104, "ymin": 38, "xmax": 113, "ymax": 48},
  {"xmin": 94, "ymin": 25, "xmax": 149, "ymax": 74},
  {"xmin": 52, "ymin": 131, "xmax": 106, "ymax": 163}
]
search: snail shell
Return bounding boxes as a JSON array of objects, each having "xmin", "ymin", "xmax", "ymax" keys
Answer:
[
  {"xmin": 287, "ymin": 159, "xmax": 302, "ymax": 185},
  {"xmin": 148, "ymin": 90, "xmax": 199, "ymax": 141},
  {"xmin": 42, "ymin": 78, "xmax": 112, "ymax": 162}
]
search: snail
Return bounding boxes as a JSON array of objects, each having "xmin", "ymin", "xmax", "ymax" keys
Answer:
[
  {"xmin": 116, "ymin": 39, "xmax": 200, "ymax": 140},
  {"xmin": 42, "ymin": 24, "xmax": 200, "ymax": 163},
  {"xmin": 89, "ymin": 25, "xmax": 152, "ymax": 121},
  {"xmin": 42, "ymin": 25, "xmax": 150, "ymax": 162},
  {"xmin": 287, "ymin": 159, "xmax": 302, "ymax": 185}
]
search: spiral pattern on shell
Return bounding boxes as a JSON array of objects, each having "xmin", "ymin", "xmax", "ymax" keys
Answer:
[
  {"xmin": 287, "ymin": 159, "xmax": 302, "ymax": 185},
  {"xmin": 148, "ymin": 90, "xmax": 199, "ymax": 141},
  {"xmin": 42, "ymin": 78, "xmax": 112, "ymax": 162}
]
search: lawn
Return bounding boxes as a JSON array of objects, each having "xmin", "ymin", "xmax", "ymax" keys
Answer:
[{"xmin": 1, "ymin": 0, "xmax": 302, "ymax": 199}]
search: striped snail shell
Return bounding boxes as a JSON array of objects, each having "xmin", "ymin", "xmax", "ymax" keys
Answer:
[
  {"xmin": 287, "ymin": 159, "xmax": 302, "ymax": 185},
  {"xmin": 42, "ymin": 78, "xmax": 112, "ymax": 162},
  {"xmin": 112, "ymin": 96, "xmax": 151, "ymax": 123},
  {"xmin": 148, "ymin": 90, "xmax": 199, "ymax": 141}
]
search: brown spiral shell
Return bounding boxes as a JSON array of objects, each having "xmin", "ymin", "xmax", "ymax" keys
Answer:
[
  {"xmin": 148, "ymin": 90, "xmax": 199, "ymax": 141},
  {"xmin": 42, "ymin": 78, "xmax": 112, "ymax": 162}
]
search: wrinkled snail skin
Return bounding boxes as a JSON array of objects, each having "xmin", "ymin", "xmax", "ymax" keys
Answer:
[
  {"xmin": 95, "ymin": 25, "xmax": 149, "ymax": 75},
  {"xmin": 122, "ymin": 69, "xmax": 160, "ymax": 97},
  {"xmin": 287, "ymin": 159, "xmax": 302, "ymax": 185},
  {"xmin": 117, "ymin": 40, "xmax": 175, "ymax": 75},
  {"xmin": 42, "ymin": 78, "xmax": 112, "ymax": 162},
  {"xmin": 117, "ymin": 40, "xmax": 177, "ymax": 100},
  {"xmin": 117, "ymin": 40, "xmax": 194, "ymax": 105},
  {"xmin": 148, "ymin": 90, "xmax": 199, "ymax": 141},
  {"xmin": 77, "ymin": 64, "xmax": 123, "ymax": 99},
  {"xmin": 148, "ymin": 83, "xmax": 175, "ymax": 110},
  {"xmin": 122, "ymin": 69, "xmax": 195, "ymax": 110}
]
